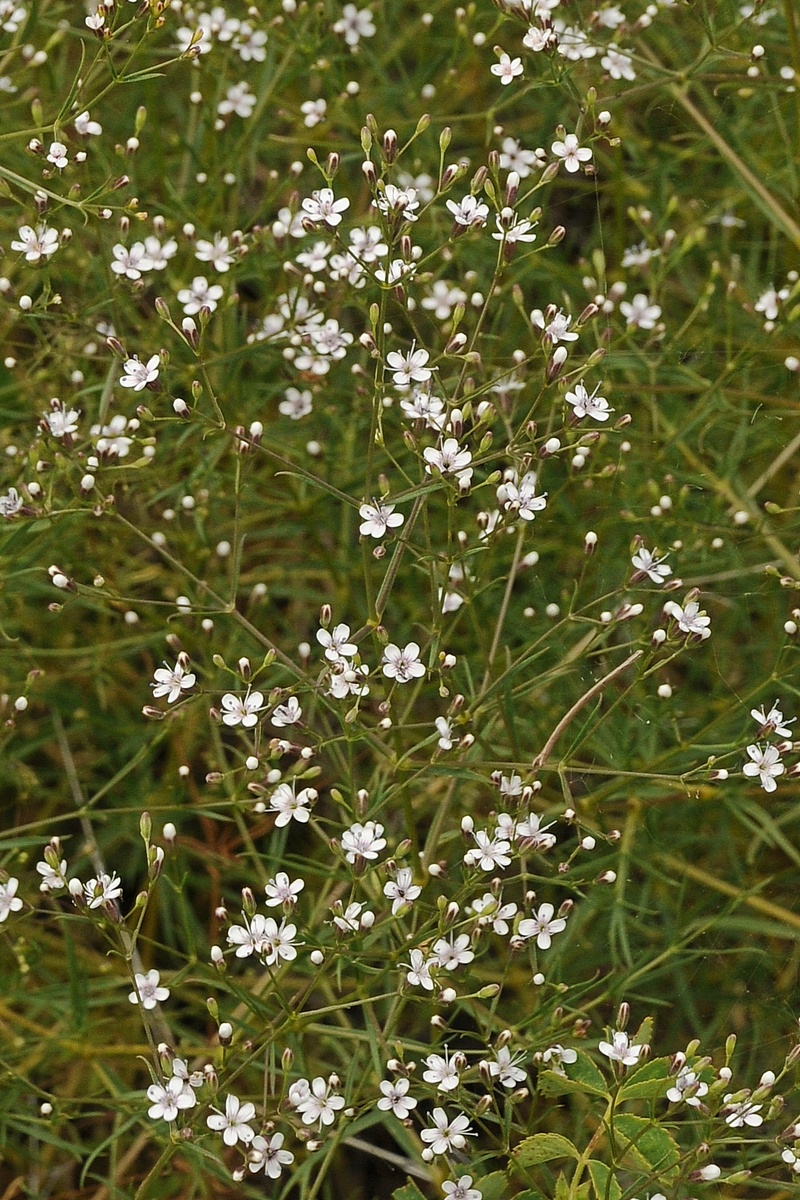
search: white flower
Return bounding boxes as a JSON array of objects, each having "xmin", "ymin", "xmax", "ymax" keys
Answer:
[
  {"xmin": 387, "ymin": 345, "xmax": 433, "ymax": 386},
  {"xmin": 46, "ymin": 141, "xmax": 69, "ymax": 169},
  {"xmin": 227, "ymin": 912, "xmax": 273, "ymax": 958},
  {"xmin": 301, "ymin": 98, "xmax": 326, "ymax": 127},
  {"xmin": 92, "ymin": 414, "xmax": 133, "ymax": 458},
  {"xmin": 491, "ymin": 212, "xmax": 538, "ymax": 244},
  {"xmin": 491, "ymin": 52, "xmax": 524, "ymax": 84},
  {"xmin": 207, "ymin": 1094, "xmax": 256, "ymax": 1145},
  {"xmin": 443, "ymin": 1176, "xmax": 482, "ymax": 1200},
  {"xmin": 341, "ymin": 820, "xmax": 387, "ymax": 863},
  {"xmin": 751, "ymin": 700, "xmax": 795, "ymax": 738},
  {"xmin": 446, "ymin": 195, "xmax": 489, "ymax": 227},
  {"xmin": 83, "ymin": 871, "xmax": 123, "ymax": 908},
  {"xmin": 467, "ymin": 892, "xmax": 517, "ymax": 935},
  {"xmin": 279, "ymin": 387, "xmax": 313, "ymax": 419},
  {"xmin": 598, "ymin": 1030, "xmax": 646, "ymax": 1066},
  {"xmin": 565, "ymin": 381, "xmax": 612, "ymax": 421},
  {"xmin": 755, "ymin": 285, "xmax": 787, "ymax": 321},
  {"xmin": 421, "ymin": 1108, "xmax": 475, "ymax": 1155},
  {"xmin": 551, "ymin": 133, "xmax": 592, "ymax": 172},
  {"xmin": 382, "ymin": 642, "xmax": 426, "ymax": 683},
  {"xmin": 384, "ymin": 867, "xmax": 422, "ymax": 914},
  {"xmin": 332, "ymin": 899, "xmax": 372, "ymax": 932},
  {"xmin": 378, "ymin": 1076, "xmax": 417, "ymax": 1117},
  {"xmin": 742, "ymin": 742, "xmax": 784, "ymax": 793},
  {"xmin": 75, "ymin": 110, "xmax": 102, "ymax": 136},
  {"xmin": 435, "ymin": 716, "xmax": 454, "ymax": 751},
  {"xmin": 265, "ymin": 871, "xmax": 304, "ymax": 907},
  {"xmin": 375, "ymin": 184, "xmax": 420, "ymax": 223},
  {"xmin": 44, "ymin": 402, "xmax": 80, "ymax": 439},
  {"xmin": 499, "ymin": 137, "xmax": 544, "ymax": 178},
  {"xmin": 531, "ymin": 307, "xmax": 578, "ymax": 342},
  {"xmin": 302, "ymin": 188, "xmax": 350, "ymax": 228},
  {"xmin": 293, "ymin": 1076, "xmax": 345, "ymax": 1127},
  {"xmin": 120, "ymin": 354, "xmax": 160, "ymax": 390},
  {"xmin": 432, "ymin": 933, "xmax": 474, "ymax": 970},
  {"xmin": 317, "ymin": 623, "xmax": 357, "ymax": 662},
  {"xmin": 269, "ymin": 783, "xmax": 315, "ymax": 825},
  {"xmin": 666, "ymin": 1067, "xmax": 708, "ymax": 1107},
  {"xmin": 333, "ymin": 3, "xmax": 375, "ymax": 44},
  {"xmin": 498, "ymin": 473, "xmax": 547, "ymax": 521},
  {"xmin": 143, "ymin": 235, "xmax": 177, "ymax": 269},
  {"xmin": 620, "ymin": 293, "xmax": 661, "ymax": 328},
  {"xmin": 724, "ymin": 1095, "xmax": 764, "ymax": 1128},
  {"xmin": 359, "ymin": 500, "xmax": 404, "ymax": 538},
  {"xmin": 464, "ymin": 830, "xmax": 512, "ymax": 871},
  {"xmin": 541, "ymin": 1044, "xmax": 578, "ymax": 1071},
  {"xmin": 218, "ymin": 82, "xmax": 256, "ymax": 118},
  {"xmin": 11, "ymin": 224, "xmax": 60, "ymax": 263},
  {"xmin": 248, "ymin": 1131, "xmax": 294, "ymax": 1178},
  {"xmin": 128, "ymin": 969, "xmax": 170, "ymax": 1009},
  {"xmin": 0, "ymin": 878, "xmax": 23, "ymax": 922},
  {"xmin": 423, "ymin": 437, "xmax": 473, "ymax": 482},
  {"xmin": 151, "ymin": 660, "xmax": 196, "ymax": 703},
  {"xmin": 271, "ymin": 696, "xmax": 302, "ymax": 727},
  {"xmin": 37, "ymin": 855, "xmax": 67, "ymax": 892},
  {"xmin": 404, "ymin": 947, "xmax": 438, "ymax": 988},
  {"xmin": 195, "ymin": 233, "xmax": 236, "ymax": 272},
  {"xmin": 631, "ymin": 546, "xmax": 671, "ymax": 583},
  {"xmin": 147, "ymin": 1076, "xmax": 196, "ymax": 1122},
  {"xmin": 664, "ymin": 598, "xmax": 711, "ymax": 639},
  {"xmin": 601, "ymin": 45, "xmax": 636, "ymax": 79},
  {"xmin": 177, "ymin": 276, "xmax": 224, "ymax": 315},
  {"xmin": 518, "ymin": 902, "xmax": 567, "ymax": 949},
  {"xmin": 220, "ymin": 690, "xmax": 265, "ymax": 728},
  {"xmin": 423, "ymin": 1048, "xmax": 462, "ymax": 1092},
  {"xmin": 0, "ymin": 487, "xmax": 23, "ymax": 518},
  {"xmin": 111, "ymin": 242, "xmax": 153, "ymax": 280},
  {"xmin": 484, "ymin": 1046, "xmax": 527, "ymax": 1088}
]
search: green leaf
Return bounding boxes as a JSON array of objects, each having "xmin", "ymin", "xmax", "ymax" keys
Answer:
[
  {"xmin": 514, "ymin": 1133, "xmax": 581, "ymax": 1167},
  {"xmin": 618, "ymin": 1056, "xmax": 672, "ymax": 1101},
  {"xmin": 555, "ymin": 1175, "xmax": 590, "ymax": 1200},
  {"xmin": 614, "ymin": 1114, "xmax": 680, "ymax": 1181},
  {"xmin": 538, "ymin": 1052, "xmax": 609, "ymax": 1099},
  {"xmin": 392, "ymin": 1182, "xmax": 428, "ymax": 1200},
  {"xmin": 476, "ymin": 1171, "xmax": 511, "ymax": 1200},
  {"xmin": 587, "ymin": 1160, "xmax": 623, "ymax": 1200}
]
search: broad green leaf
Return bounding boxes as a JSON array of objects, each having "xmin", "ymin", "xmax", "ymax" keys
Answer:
[
  {"xmin": 475, "ymin": 1171, "xmax": 511, "ymax": 1200},
  {"xmin": 618, "ymin": 1056, "xmax": 672, "ymax": 1101},
  {"xmin": 614, "ymin": 1114, "xmax": 680, "ymax": 1181},
  {"xmin": 587, "ymin": 1160, "xmax": 623, "ymax": 1200},
  {"xmin": 514, "ymin": 1133, "xmax": 581, "ymax": 1167},
  {"xmin": 538, "ymin": 1052, "xmax": 609, "ymax": 1099},
  {"xmin": 392, "ymin": 1182, "xmax": 428, "ymax": 1200}
]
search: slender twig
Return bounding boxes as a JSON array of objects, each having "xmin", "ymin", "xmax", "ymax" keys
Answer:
[{"xmin": 531, "ymin": 650, "xmax": 643, "ymax": 769}]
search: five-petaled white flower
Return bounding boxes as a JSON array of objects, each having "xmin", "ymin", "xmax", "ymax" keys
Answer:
[
  {"xmin": 151, "ymin": 661, "xmax": 196, "ymax": 703},
  {"xmin": 742, "ymin": 742, "xmax": 784, "ymax": 792},
  {"xmin": 111, "ymin": 242, "xmax": 152, "ymax": 280},
  {"xmin": 446, "ymin": 195, "xmax": 489, "ymax": 227},
  {"xmin": 598, "ymin": 1030, "xmax": 647, "ymax": 1067},
  {"xmin": 423, "ymin": 438, "xmax": 473, "ymax": 483},
  {"xmin": 128, "ymin": 969, "xmax": 170, "ymax": 1009},
  {"xmin": 0, "ymin": 878, "xmax": 23, "ymax": 923},
  {"xmin": 120, "ymin": 354, "xmax": 160, "ymax": 391},
  {"xmin": 84, "ymin": 871, "xmax": 123, "ymax": 908},
  {"xmin": 484, "ymin": 1046, "xmax": 527, "ymax": 1088},
  {"xmin": 317, "ymin": 623, "xmax": 357, "ymax": 661},
  {"xmin": 378, "ymin": 1076, "xmax": 417, "ymax": 1117},
  {"xmin": 531, "ymin": 307, "xmax": 579, "ymax": 343},
  {"xmin": 220, "ymin": 690, "xmax": 265, "ymax": 727},
  {"xmin": 492, "ymin": 210, "xmax": 538, "ymax": 245},
  {"xmin": 751, "ymin": 700, "xmax": 795, "ymax": 738},
  {"xmin": 724, "ymin": 1095, "xmax": 764, "ymax": 1127},
  {"xmin": 443, "ymin": 1176, "xmax": 482, "ymax": 1200},
  {"xmin": 195, "ymin": 233, "xmax": 236, "ymax": 272},
  {"xmin": 620, "ymin": 293, "xmax": 661, "ymax": 329},
  {"xmin": 491, "ymin": 52, "xmax": 524, "ymax": 84},
  {"xmin": 44, "ymin": 402, "xmax": 80, "ymax": 439},
  {"xmin": 218, "ymin": 81, "xmax": 256, "ymax": 118},
  {"xmin": 302, "ymin": 188, "xmax": 350, "ymax": 228},
  {"xmin": 384, "ymin": 867, "xmax": 422, "ymax": 914},
  {"xmin": 464, "ymin": 830, "xmax": 512, "ymax": 871},
  {"xmin": 269, "ymin": 783, "xmax": 316, "ymax": 825},
  {"xmin": 147, "ymin": 1075, "xmax": 196, "ymax": 1122},
  {"xmin": 11, "ymin": 224, "xmax": 60, "ymax": 262},
  {"xmin": 433, "ymin": 933, "xmax": 474, "ymax": 970},
  {"xmin": 271, "ymin": 696, "xmax": 302, "ymax": 727},
  {"xmin": 359, "ymin": 500, "xmax": 405, "ymax": 538},
  {"xmin": 292, "ymin": 1075, "xmax": 345, "ymax": 1127},
  {"xmin": 404, "ymin": 947, "xmax": 438, "ymax": 988},
  {"xmin": 382, "ymin": 642, "xmax": 426, "ymax": 683},
  {"xmin": 387, "ymin": 345, "xmax": 433, "ymax": 386},
  {"xmin": 341, "ymin": 820, "xmax": 387, "ymax": 863},
  {"xmin": 177, "ymin": 276, "xmax": 224, "ymax": 315},
  {"xmin": 248, "ymin": 1131, "xmax": 295, "ymax": 1178},
  {"xmin": 421, "ymin": 1107, "xmax": 475, "ymax": 1155},
  {"xmin": 666, "ymin": 1066, "xmax": 708, "ymax": 1106},
  {"xmin": 424, "ymin": 1048, "xmax": 462, "ymax": 1093},
  {"xmin": 333, "ymin": 3, "xmax": 376, "ymax": 45},
  {"xmin": 565, "ymin": 381, "xmax": 612, "ymax": 421},
  {"xmin": 631, "ymin": 546, "xmax": 671, "ymax": 584},
  {"xmin": 664, "ymin": 598, "xmax": 711, "ymax": 639},
  {"xmin": 265, "ymin": 871, "xmax": 304, "ymax": 907},
  {"xmin": 518, "ymin": 902, "xmax": 567, "ymax": 949},
  {"xmin": 551, "ymin": 133, "xmax": 593, "ymax": 172},
  {"xmin": 207, "ymin": 1093, "xmax": 256, "ymax": 1145}
]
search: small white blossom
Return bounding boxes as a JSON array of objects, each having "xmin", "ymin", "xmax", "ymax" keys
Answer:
[
  {"xmin": 120, "ymin": 354, "xmax": 160, "ymax": 391},
  {"xmin": 378, "ymin": 1076, "xmax": 417, "ymax": 1117},
  {"xmin": 484, "ymin": 1046, "xmax": 527, "ymax": 1088},
  {"xmin": 620, "ymin": 293, "xmax": 661, "ymax": 329},
  {"xmin": 220, "ymin": 690, "xmax": 265, "ymax": 728},
  {"xmin": 128, "ymin": 969, "xmax": 170, "ymax": 1009},
  {"xmin": 341, "ymin": 820, "xmax": 387, "ymax": 863},
  {"xmin": 666, "ymin": 1067, "xmax": 708, "ymax": 1106},
  {"xmin": 151, "ymin": 661, "xmax": 196, "ymax": 703},
  {"xmin": 264, "ymin": 872, "xmax": 304, "ymax": 907},
  {"xmin": 333, "ymin": 3, "xmax": 375, "ymax": 43},
  {"xmin": 207, "ymin": 1094, "xmax": 256, "ymax": 1145},
  {"xmin": 177, "ymin": 276, "xmax": 224, "ymax": 315},
  {"xmin": 83, "ymin": 871, "xmax": 123, "ymax": 909},
  {"xmin": 387, "ymin": 345, "xmax": 433, "ymax": 386},
  {"xmin": 279, "ymin": 386, "xmax": 313, "ymax": 419},
  {"xmin": 218, "ymin": 81, "xmax": 256, "ymax": 118},
  {"xmin": 382, "ymin": 642, "xmax": 426, "ymax": 683},
  {"xmin": 491, "ymin": 52, "xmax": 524, "ymax": 84},
  {"xmin": 433, "ymin": 933, "xmax": 474, "ymax": 970},
  {"xmin": 565, "ymin": 381, "xmax": 612, "ymax": 421},
  {"xmin": 195, "ymin": 233, "xmax": 236, "ymax": 272},
  {"xmin": 742, "ymin": 743, "xmax": 784, "ymax": 793},
  {"xmin": 751, "ymin": 700, "xmax": 794, "ymax": 738},
  {"xmin": 446, "ymin": 195, "xmax": 489, "ymax": 227},
  {"xmin": 598, "ymin": 1030, "xmax": 646, "ymax": 1066},
  {"xmin": 11, "ymin": 224, "xmax": 60, "ymax": 263},
  {"xmin": 421, "ymin": 1108, "xmax": 475, "ymax": 1155},
  {"xmin": 0, "ymin": 878, "xmax": 23, "ymax": 922},
  {"xmin": 147, "ymin": 1076, "xmax": 196, "ymax": 1122},
  {"xmin": 248, "ymin": 1131, "xmax": 294, "ymax": 1178},
  {"xmin": 423, "ymin": 1048, "xmax": 462, "ymax": 1092},
  {"xmin": 269, "ymin": 783, "xmax": 315, "ymax": 825},
  {"xmin": 359, "ymin": 500, "xmax": 404, "ymax": 538},
  {"xmin": 384, "ymin": 867, "xmax": 422, "ymax": 914},
  {"xmin": 518, "ymin": 902, "xmax": 567, "ymax": 949},
  {"xmin": 302, "ymin": 188, "xmax": 350, "ymax": 228},
  {"xmin": 724, "ymin": 1095, "xmax": 764, "ymax": 1127},
  {"xmin": 551, "ymin": 133, "xmax": 592, "ymax": 172},
  {"xmin": 271, "ymin": 696, "xmax": 302, "ymax": 727},
  {"xmin": 292, "ymin": 1076, "xmax": 345, "ymax": 1127}
]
